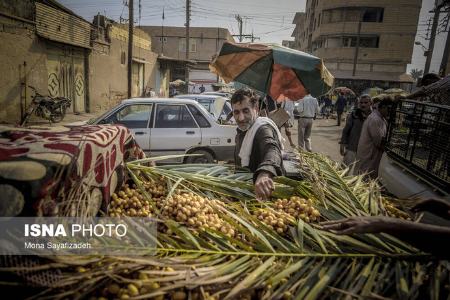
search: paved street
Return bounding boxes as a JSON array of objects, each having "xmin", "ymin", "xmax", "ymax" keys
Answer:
[{"xmin": 282, "ymin": 116, "xmax": 343, "ymax": 163}]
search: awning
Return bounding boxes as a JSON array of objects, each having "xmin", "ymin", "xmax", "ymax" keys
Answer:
[
  {"xmin": 189, "ymin": 79, "xmax": 217, "ymax": 84},
  {"xmin": 132, "ymin": 57, "xmax": 150, "ymax": 64},
  {"xmin": 157, "ymin": 55, "xmax": 196, "ymax": 64},
  {"xmin": 330, "ymin": 70, "xmax": 414, "ymax": 83}
]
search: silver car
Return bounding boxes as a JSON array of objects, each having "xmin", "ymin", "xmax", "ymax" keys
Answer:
[
  {"xmin": 91, "ymin": 98, "xmax": 237, "ymax": 163},
  {"xmin": 175, "ymin": 94, "xmax": 234, "ymax": 124}
]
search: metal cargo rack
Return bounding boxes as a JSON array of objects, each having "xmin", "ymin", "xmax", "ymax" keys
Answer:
[{"xmin": 386, "ymin": 99, "xmax": 450, "ymax": 193}]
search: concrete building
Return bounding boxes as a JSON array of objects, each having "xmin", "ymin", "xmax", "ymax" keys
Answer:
[
  {"xmin": 290, "ymin": 0, "xmax": 421, "ymax": 93},
  {"xmin": 139, "ymin": 26, "xmax": 235, "ymax": 92},
  {"xmin": 89, "ymin": 16, "xmax": 161, "ymax": 112}
]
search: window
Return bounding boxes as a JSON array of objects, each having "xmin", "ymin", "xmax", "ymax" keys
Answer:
[
  {"xmin": 342, "ymin": 36, "xmax": 379, "ymax": 48},
  {"xmin": 344, "ymin": 8, "xmax": 361, "ymax": 22},
  {"xmin": 190, "ymin": 39, "xmax": 197, "ymax": 52},
  {"xmin": 120, "ymin": 51, "xmax": 126, "ymax": 65},
  {"xmin": 114, "ymin": 104, "xmax": 152, "ymax": 128},
  {"xmin": 155, "ymin": 104, "xmax": 197, "ymax": 128},
  {"xmin": 179, "ymin": 39, "xmax": 185, "ymax": 52},
  {"xmin": 159, "ymin": 37, "xmax": 167, "ymax": 42},
  {"xmin": 188, "ymin": 104, "xmax": 210, "ymax": 128},
  {"xmin": 360, "ymin": 36, "xmax": 379, "ymax": 48},
  {"xmin": 363, "ymin": 8, "xmax": 384, "ymax": 22},
  {"xmin": 197, "ymin": 99, "xmax": 212, "ymax": 113},
  {"xmin": 179, "ymin": 38, "xmax": 197, "ymax": 53},
  {"xmin": 325, "ymin": 36, "xmax": 379, "ymax": 48}
]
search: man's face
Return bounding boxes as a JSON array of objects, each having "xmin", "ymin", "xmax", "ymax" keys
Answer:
[
  {"xmin": 232, "ymin": 97, "xmax": 258, "ymax": 131},
  {"xmin": 358, "ymin": 97, "xmax": 371, "ymax": 112},
  {"xmin": 379, "ymin": 105, "xmax": 393, "ymax": 119}
]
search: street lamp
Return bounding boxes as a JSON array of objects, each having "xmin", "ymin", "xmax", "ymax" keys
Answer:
[{"xmin": 414, "ymin": 41, "xmax": 429, "ymax": 56}]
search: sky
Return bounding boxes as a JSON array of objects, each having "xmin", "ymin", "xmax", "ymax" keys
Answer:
[
  {"xmin": 59, "ymin": 0, "xmax": 446, "ymax": 74},
  {"xmin": 408, "ymin": 0, "xmax": 447, "ymax": 74},
  {"xmin": 59, "ymin": 0, "xmax": 303, "ymax": 43}
]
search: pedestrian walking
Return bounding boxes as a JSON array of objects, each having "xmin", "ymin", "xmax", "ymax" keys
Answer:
[
  {"xmin": 281, "ymin": 99, "xmax": 296, "ymax": 148},
  {"xmin": 354, "ymin": 98, "xmax": 393, "ymax": 179},
  {"xmin": 335, "ymin": 92, "xmax": 346, "ymax": 126},
  {"xmin": 322, "ymin": 95, "xmax": 332, "ymax": 119},
  {"xmin": 297, "ymin": 92, "xmax": 319, "ymax": 152},
  {"xmin": 339, "ymin": 94, "xmax": 372, "ymax": 169}
]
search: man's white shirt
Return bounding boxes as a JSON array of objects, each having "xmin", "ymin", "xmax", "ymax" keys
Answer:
[{"xmin": 297, "ymin": 94, "xmax": 319, "ymax": 118}]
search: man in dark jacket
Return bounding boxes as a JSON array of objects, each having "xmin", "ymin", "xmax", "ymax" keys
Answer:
[
  {"xmin": 232, "ymin": 89, "xmax": 285, "ymax": 200},
  {"xmin": 339, "ymin": 94, "xmax": 372, "ymax": 168},
  {"xmin": 335, "ymin": 92, "xmax": 347, "ymax": 126}
]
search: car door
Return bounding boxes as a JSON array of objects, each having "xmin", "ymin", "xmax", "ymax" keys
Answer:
[
  {"xmin": 150, "ymin": 103, "xmax": 201, "ymax": 163},
  {"xmin": 103, "ymin": 103, "xmax": 152, "ymax": 151}
]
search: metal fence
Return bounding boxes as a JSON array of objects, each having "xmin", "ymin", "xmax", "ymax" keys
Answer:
[{"xmin": 386, "ymin": 100, "xmax": 450, "ymax": 192}]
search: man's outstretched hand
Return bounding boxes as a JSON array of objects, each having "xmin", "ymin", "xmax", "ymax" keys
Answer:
[
  {"xmin": 320, "ymin": 216, "xmax": 392, "ymax": 235},
  {"xmin": 255, "ymin": 171, "xmax": 274, "ymax": 201},
  {"xmin": 411, "ymin": 198, "xmax": 450, "ymax": 220}
]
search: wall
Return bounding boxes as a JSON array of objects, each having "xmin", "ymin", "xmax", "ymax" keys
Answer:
[
  {"xmin": 291, "ymin": 0, "xmax": 421, "ymax": 84},
  {"xmin": 139, "ymin": 26, "xmax": 234, "ymax": 62},
  {"xmin": 88, "ymin": 25, "xmax": 159, "ymax": 113},
  {"xmin": 0, "ymin": 15, "xmax": 47, "ymax": 123}
]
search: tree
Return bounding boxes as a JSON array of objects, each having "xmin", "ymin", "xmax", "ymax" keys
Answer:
[{"xmin": 410, "ymin": 68, "xmax": 424, "ymax": 82}]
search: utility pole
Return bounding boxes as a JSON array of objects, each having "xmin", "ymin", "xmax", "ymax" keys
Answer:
[
  {"xmin": 424, "ymin": 0, "xmax": 441, "ymax": 74},
  {"xmin": 185, "ymin": 0, "xmax": 190, "ymax": 92},
  {"xmin": 127, "ymin": 0, "xmax": 133, "ymax": 98},
  {"xmin": 250, "ymin": 30, "xmax": 260, "ymax": 42},
  {"xmin": 235, "ymin": 15, "xmax": 243, "ymax": 42},
  {"xmin": 161, "ymin": 7, "xmax": 165, "ymax": 55},
  {"xmin": 352, "ymin": 10, "xmax": 363, "ymax": 77},
  {"xmin": 232, "ymin": 17, "xmax": 259, "ymax": 43},
  {"xmin": 439, "ymin": 16, "xmax": 450, "ymax": 76}
]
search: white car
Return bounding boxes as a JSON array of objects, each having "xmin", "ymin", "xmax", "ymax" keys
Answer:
[
  {"xmin": 201, "ymin": 91, "xmax": 233, "ymax": 98},
  {"xmin": 175, "ymin": 94, "xmax": 234, "ymax": 124},
  {"xmin": 91, "ymin": 98, "xmax": 237, "ymax": 163}
]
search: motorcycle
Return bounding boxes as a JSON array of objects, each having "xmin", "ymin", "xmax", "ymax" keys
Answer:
[{"xmin": 20, "ymin": 86, "xmax": 72, "ymax": 126}]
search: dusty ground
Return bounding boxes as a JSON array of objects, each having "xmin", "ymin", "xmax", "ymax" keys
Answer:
[{"xmin": 282, "ymin": 116, "xmax": 344, "ymax": 163}]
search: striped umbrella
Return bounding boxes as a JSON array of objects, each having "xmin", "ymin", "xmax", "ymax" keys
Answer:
[{"xmin": 209, "ymin": 42, "xmax": 334, "ymax": 101}]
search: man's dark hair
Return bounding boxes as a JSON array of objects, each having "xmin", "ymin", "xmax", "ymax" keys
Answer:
[
  {"xmin": 378, "ymin": 98, "xmax": 393, "ymax": 109},
  {"xmin": 419, "ymin": 73, "xmax": 441, "ymax": 87},
  {"xmin": 230, "ymin": 88, "xmax": 258, "ymax": 107}
]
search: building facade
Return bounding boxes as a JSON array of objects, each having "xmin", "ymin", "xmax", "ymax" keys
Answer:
[
  {"xmin": 0, "ymin": 0, "xmax": 165, "ymax": 123},
  {"xmin": 290, "ymin": 0, "xmax": 421, "ymax": 93},
  {"xmin": 0, "ymin": 0, "xmax": 91, "ymax": 122},
  {"xmin": 139, "ymin": 26, "xmax": 235, "ymax": 92},
  {"xmin": 89, "ymin": 16, "xmax": 161, "ymax": 112}
]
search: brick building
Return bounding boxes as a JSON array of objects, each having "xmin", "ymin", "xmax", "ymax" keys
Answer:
[
  {"xmin": 289, "ymin": 0, "xmax": 421, "ymax": 93},
  {"xmin": 0, "ymin": 0, "xmax": 164, "ymax": 123}
]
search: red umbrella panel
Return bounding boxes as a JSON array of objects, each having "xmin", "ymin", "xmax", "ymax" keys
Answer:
[{"xmin": 269, "ymin": 64, "xmax": 307, "ymax": 101}]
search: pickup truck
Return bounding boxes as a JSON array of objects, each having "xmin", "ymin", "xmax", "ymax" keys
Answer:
[{"xmin": 379, "ymin": 99, "xmax": 449, "ymax": 199}]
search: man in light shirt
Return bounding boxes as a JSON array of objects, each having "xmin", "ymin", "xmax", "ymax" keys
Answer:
[{"xmin": 297, "ymin": 93, "xmax": 319, "ymax": 151}]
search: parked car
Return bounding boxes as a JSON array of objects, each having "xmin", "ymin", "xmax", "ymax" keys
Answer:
[
  {"xmin": 90, "ymin": 98, "xmax": 237, "ymax": 164},
  {"xmin": 175, "ymin": 94, "xmax": 235, "ymax": 124},
  {"xmin": 201, "ymin": 91, "xmax": 233, "ymax": 98}
]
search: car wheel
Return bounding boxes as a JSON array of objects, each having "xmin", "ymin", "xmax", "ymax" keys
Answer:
[{"xmin": 185, "ymin": 150, "xmax": 214, "ymax": 164}]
